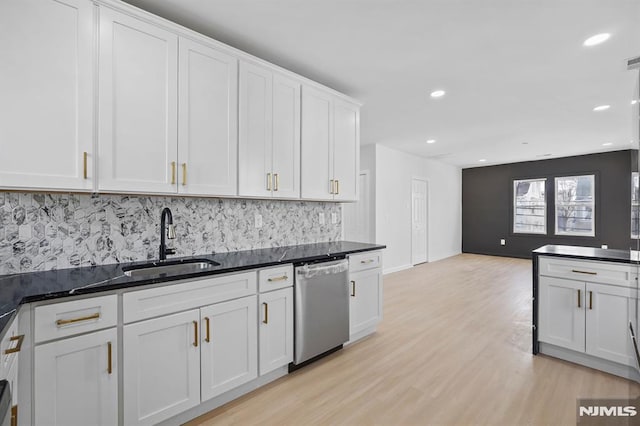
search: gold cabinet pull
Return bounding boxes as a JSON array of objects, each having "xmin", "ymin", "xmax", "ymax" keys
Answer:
[
  {"xmin": 572, "ymin": 269, "xmax": 597, "ymax": 275},
  {"xmin": 10, "ymin": 405, "xmax": 16, "ymax": 426},
  {"xmin": 83, "ymin": 152, "xmax": 88, "ymax": 179},
  {"xmin": 204, "ymin": 317, "xmax": 211, "ymax": 343},
  {"xmin": 351, "ymin": 280, "xmax": 356, "ymax": 297},
  {"xmin": 274, "ymin": 173, "xmax": 279, "ymax": 191},
  {"xmin": 193, "ymin": 321, "xmax": 198, "ymax": 347},
  {"xmin": 107, "ymin": 341, "xmax": 112, "ymax": 374},
  {"xmin": 577, "ymin": 289, "xmax": 581, "ymax": 308},
  {"xmin": 171, "ymin": 161, "xmax": 176, "ymax": 185},
  {"xmin": 589, "ymin": 291, "xmax": 593, "ymax": 310},
  {"xmin": 330, "ymin": 179, "xmax": 335, "ymax": 194},
  {"xmin": 263, "ymin": 302, "xmax": 269, "ymax": 324},
  {"xmin": 267, "ymin": 173, "xmax": 272, "ymax": 191},
  {"xmin": 267, "ymin": 275, "xmax": 288, "ymax": 282},
  {"xmin": 56, "ymin": 312, "xmax": 100, "ymax": 327},
  {"xmin": 360, "ymin": 259, "xmax": 375, "ymax": 264},
  {"xmin": 4, "ymin": 335, "xmax": 24, "ymax": 355},
  {"xmin": 335, "ymin": 179, "xmax": 339, "ymax": 195},
  {"xmin": 181, "ymin": 163, "xmax": 187, "ymax": 186}
]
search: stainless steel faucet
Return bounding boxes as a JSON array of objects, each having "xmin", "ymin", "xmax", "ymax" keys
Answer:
[{"xmin": 159, "ymin": 207, "xmax": 176, "ymax": 260}]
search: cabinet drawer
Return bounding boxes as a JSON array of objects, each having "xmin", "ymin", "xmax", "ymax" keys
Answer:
[
  {"xmin": 34, "ymin": 295, "xmax": 117, "ymax": 343},
  {"xmin": 258, "ymin": 265, "xmax": 293, "ymax": 293},
  {"xmin": 123, "ymin": 271, "xmax": 257, "ymax": 323},
  {"xmin": 349, "ymin": 251, "xmax": 382, "ymax": 273},
  {"xmin": 538, "ymin": 256, "xmax": 632, "ymax": 287}
]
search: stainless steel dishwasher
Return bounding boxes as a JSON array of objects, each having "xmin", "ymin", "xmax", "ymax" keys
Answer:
[{"xmin": 292, "ymin": 258, "xmax": 350, "ymax": 367}]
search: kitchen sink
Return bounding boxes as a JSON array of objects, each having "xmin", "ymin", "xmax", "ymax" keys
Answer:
[{"xmin": 122, "ymin": 259, "xmax": 220, "ymax": 278}]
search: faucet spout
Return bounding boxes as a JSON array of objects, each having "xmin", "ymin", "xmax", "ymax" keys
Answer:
[{"xmin": 159, "ymin": 207, "xmax": 176, "ymax": 260}]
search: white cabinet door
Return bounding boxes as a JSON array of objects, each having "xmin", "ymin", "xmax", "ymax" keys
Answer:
[
  {"xmin": 98, "ymin": 7, "xmax": 178, "ymax": 194},
  {"xmin": 0, "ymin": 0, "xmax": 93, "ymax": 191},
  {"xmin": 259, "ymin": 287, "xmax": 293, "ymax": 375},
  {"xmin": 200, "ymin": 296, "xmax": 257, "ymax": 401},
  {"xmin": 332, "ymin": 98, "xmax": 359, "ymax": 201},
  {"xmin": 123, "ymin": 310, "xmax": 200, "ymax": 426},
  {"xmin": 586, "ymin": 282, "xmax": 636, "ymax": 366},
  {"xmin": 271, "ymin": 75, "xmax": 301, "ymax": 199},
  {"xmin": 178, "ymin": 38, "xmax": 238, "ymax": 196},
  {"xmin": 349, "ymin": 269, "xmax": 383, "ymax": 338},
  {"xmin": 239, "ymin": 62, "xmax": 273, "ymax": 197},
  {"xmin": 538, "ymin": 276, "xmax": 585, "ymax": 352},
  {"xmin": 301, "ymin": 86, "xmax": 333, "ymax": 200},
  {"xmin": 34, "ymin": 328, "xmax": 117, "ymax": 426}
]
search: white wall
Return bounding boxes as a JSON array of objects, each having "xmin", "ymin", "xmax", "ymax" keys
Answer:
[{"xmin": 374, "ymin": 145, "xmax": 461, "ymax": 273}]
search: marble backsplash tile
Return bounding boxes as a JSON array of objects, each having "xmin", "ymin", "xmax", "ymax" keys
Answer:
[{"xmin": 0, "ymin": 192, "xmax": 342, "ymax": 275}]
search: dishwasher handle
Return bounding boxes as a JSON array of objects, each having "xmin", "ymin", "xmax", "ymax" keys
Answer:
[{"xmin": 295, "ymin": 259, "xmax": 349, "ymax": 279}]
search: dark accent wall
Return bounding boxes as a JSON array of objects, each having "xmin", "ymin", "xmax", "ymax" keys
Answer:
[{"xmin": 462, "ymin": 150, "xmax": 632, "ymax": 258}]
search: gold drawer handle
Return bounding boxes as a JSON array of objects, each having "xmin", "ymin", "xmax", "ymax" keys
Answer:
[
  {"xmin": 4, "ymin": 335, "xmax": 24, "ymax": 355},
  {"xmin": 267, "ymin": 275, "xmax": 288, "ymax": 282},
  {"xmin": 182, "ymin": 163, "xmax": 187, "ymax": 186},
  {"xmin": 577, "ymin": 289, "xmax": 581, "ymax": 308},
  {"xmin": 263, "ymin": 302, "xmax": 269, "ymax": 324},
  {"xmin": 351, "ymin": 280, "xmax": 356, "ymax": 297},
  {"xmin": 204, "ymin": 317, "xmax": 211, "ymax": 343},
  {"xmin": 330, "ymin": 179, "xmax": 335, "ymax": 194},
  {"xmin": 107, "ymin": 341, "xmax": 112, "ymax": 375},
  {"xmin": 83, "ymin": 152, "xmax": 88, "ymax": 179},
  {"xmin": 274, "ymin": 173, "xmax": 279, "ymax": 191},
  {"xmin": 193, "ymin": 321, "xmax": 198, "ymax": 347},
  {"xmin": 56, "ymin": 312, "xmax": 100, "ymax": 327},
  {"xmin": 267, "ymin": 173, "xmax": 272, "ymax": 191},
  {"xmin": 171, "ymin": 161, "xmax": 176, "ymax": 185},
  {"xmin": 360, "ymin": 259, "xmax": 375, "ymax": 264},
  {"xmin": 571, "ymin": 269, "xmax": 597, "ymax": 275}
]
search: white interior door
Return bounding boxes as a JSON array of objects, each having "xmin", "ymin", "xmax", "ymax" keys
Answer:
[
  {"xmin": 343, "ymin": 171, "xmax": 372, "ymax": 243},
  {"xmin": 411, "ymin": 178, "xmax": 428, "ymax": 265}
]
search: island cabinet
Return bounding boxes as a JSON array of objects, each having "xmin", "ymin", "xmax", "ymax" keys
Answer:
[
  {"xmin": 0, "ymin": 0, "xmax": 94, "ymax": 192},
  {"xmin": 238, "ymin": 62, "xmax": 301, "ymax": 199},
  {"xmin": 301, "ymin": 86, "xmax": 360, "ymax": 202},
  {"xmin": 536, "ymin": 255, "xmax": 637, "ymax": 375}
]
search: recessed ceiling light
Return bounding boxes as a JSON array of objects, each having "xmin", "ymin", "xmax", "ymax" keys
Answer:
[
  {"xmin": 478, "ymin": 159, "xmax": 487, "ymax": 162},
  {"xmin": 583, "ymin": 33, "xmax": 610, "ymax": 47},
  {"xmin": 522, "ymin": 142, "xmax": 529, "ymax": 145},
  {"xmin": 633, "ymin": 100, "xmax": 639, "ymax": 105},
  {"xmin": 593, "ymin": 105, "xmax": 610, "ymax": 111},
  {"xmin": 430, "ymin": 90, "xmax": 446, "ymax": 98},
  {"xmin": 602, "ymin": 142, "xmax": 613, "ymax": 146},
  {"xmin": 426, "ymin": 139, "xmax": 436, "ymax": 144}
]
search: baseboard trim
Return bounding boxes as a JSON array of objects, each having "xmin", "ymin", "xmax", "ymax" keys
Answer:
[{"xmin": 383, "ymin": 264, "xmax": 412, "ymax": 274}]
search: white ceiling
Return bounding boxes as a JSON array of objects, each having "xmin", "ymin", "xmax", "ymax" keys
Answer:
[{"xmin": 124, "ymin": 0, "xmax": 640, "ymax": 168}]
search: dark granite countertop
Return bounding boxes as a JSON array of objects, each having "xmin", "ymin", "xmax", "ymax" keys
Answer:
[
  {"xmin": 533, "ymin": 244, "xmax": 636, "ymax": 264},
  {"xmin": 0, "ymin": 241, "xmax": 385, "ymax": 335}
]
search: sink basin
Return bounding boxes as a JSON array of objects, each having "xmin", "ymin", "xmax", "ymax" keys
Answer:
[{"xmin": 122, "ymin": 259, "xmax": 220, "ymax": 278}]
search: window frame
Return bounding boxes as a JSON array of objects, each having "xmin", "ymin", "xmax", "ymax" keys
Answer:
[
  {"xmin": 554, "ymin": 174, "xmax": 596, "ymax": 237},
  {"xmin": 512, "ymin": 177, "xmax": 547, "ymax": 235}
]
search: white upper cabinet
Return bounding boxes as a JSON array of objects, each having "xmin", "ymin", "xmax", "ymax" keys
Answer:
[
  {"xmin": 301, "ymin": 86, "xmax": 360, "ymax": 201},
  {"xmin": 332, "ymin": 98, "xmax": 359, "ymax": 201},
  {"xmin": 0, "ymin": 0, "xmax": 94, "ymax": 191},
  {"xmin": 178, "ymin": 38, "xmax": 238, "ymax": 196},
  {"xmin": 301, "ymin": 86, "xmax": 333, "ymax": 200},
  {"xmin": 239, "ymin": 62, "xmax": 300, "ymax": 198},
  {"xmin": 97, "ymin": 7, "xmax": 179, "ymax": 194}
]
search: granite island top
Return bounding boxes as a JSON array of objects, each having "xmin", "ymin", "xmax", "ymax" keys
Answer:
[
  {"xmin": 533, "ymin": 244, "xmax": 636, "ymax": 264},
  {"xmin": 0, "ymin": 241, "xmax": 385, "ymax": 334}
]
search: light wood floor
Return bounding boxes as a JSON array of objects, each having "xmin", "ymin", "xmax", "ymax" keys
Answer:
[{"xmin": 187, "ymin": 254, "xmax": 640, "ymax": 425}]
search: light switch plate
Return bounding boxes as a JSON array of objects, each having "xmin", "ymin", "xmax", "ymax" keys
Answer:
[
  {"xmin": 254, "ymin": 214, "xmax": 262, "ymax": 228},
  {"xmin": 331, "ymin": 213, "xmax": 338, "ymax": 224},
  {"xmin": 319, "ymin": 212, "xmax": 325, "ymax": 225},
  {"xmin": 601, "ymin": 244, "xmax": 608, "ymax": 249}
]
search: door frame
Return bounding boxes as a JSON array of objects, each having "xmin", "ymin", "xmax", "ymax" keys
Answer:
[{"xmin": 410, "ymin": 176, "xmax": 429, "ymax": 265}]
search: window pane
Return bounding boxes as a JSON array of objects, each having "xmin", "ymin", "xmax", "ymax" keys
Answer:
[
  {"xmin": 633, "ymin": 172, "xmax": 639, "ymax": 238},
  {"xmin": 555, "ymin": 175, "xmax": 595, "ymax": 236},
  {"xmin": 513, "ymin": 178, "xmax": 546, "ymax": 234}
]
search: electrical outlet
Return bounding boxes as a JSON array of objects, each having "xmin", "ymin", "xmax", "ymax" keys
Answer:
[
  {"xmin": 254, "ymin": 214, "xmax": 262, "ymax": 228},
  {"xmin": 319, "ymin": 212, "xmax": 325, "ymax": 225},
  {"xmin": 601, "ymin": 244, "xmax": 608, "ymax": 249},
  {"xmin": 500, "ymin": 239, "xmax": 506, "ymax": 246},
  {"xmin": 331, "ymin": 213, "xmax": 338, "ymax": 224}
]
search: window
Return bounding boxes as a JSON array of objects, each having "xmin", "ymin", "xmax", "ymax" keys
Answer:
[
  {"xmin": 513, "ymin": 178, "xmax": 546, "ymax": 234},
  {"xmin": 633, "ymin": 172, "xmax": 639, "ymax": 239},
  {"xmin": 555, "ymin": 175, "xmax": 595, "ymax": 236}
]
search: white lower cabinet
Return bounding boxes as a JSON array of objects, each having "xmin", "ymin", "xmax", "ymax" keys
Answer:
[
  {"xmin": 200, "ymin": 296, "xmax": 257, "ymax": 401},
  {"xmin": 123, "ymin": 310, "xmax": 200, "ymax": 426},
  {"xmin": 349, "ymin": 268, "xmax": 383, "ymax": 339},
  {"xmin": 258, "ymin": 287, "xmax": 293, "ymax": 375},
  {"xmin": 34, "ymin": 328, "xmax": 118, "ymax": 426},
  {"xmin": 539, "ymin": 275, "xmax": 636, "ymax": 367}
]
